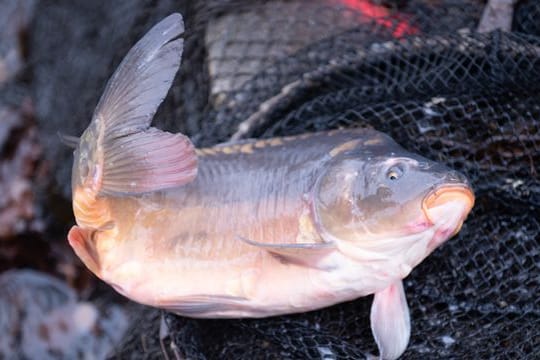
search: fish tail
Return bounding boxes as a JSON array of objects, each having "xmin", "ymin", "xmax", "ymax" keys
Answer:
[
  {"xmin": 88, "ymin": 13, "xmax": 197, "ymax": 196},
  {"xmin": 68, "ymin": 225, "xmax": 101, "ymax": 276}
]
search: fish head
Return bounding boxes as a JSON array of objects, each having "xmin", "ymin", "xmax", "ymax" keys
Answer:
[{"xmin": 314, "ymin": 131, "xmax": 474, "ymax": 270}]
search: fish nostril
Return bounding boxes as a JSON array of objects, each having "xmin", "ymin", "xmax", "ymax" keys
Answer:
[{"xmin": 446, "ymin": 170, "xmax": 467, "ymax": 184}]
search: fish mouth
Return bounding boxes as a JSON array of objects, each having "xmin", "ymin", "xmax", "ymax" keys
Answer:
[{"xmin": 422, "ymin": 185, "xmax": 475, "ymax": 232}]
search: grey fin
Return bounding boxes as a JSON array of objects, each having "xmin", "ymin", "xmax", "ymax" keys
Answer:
[
  {"xmin": 88, "ymin": 13, "xmax": 198, "ymax": 195},
  {"xmin": 93, "ymin": 13, "xmax": 184, "ymax": 140},
  {"xmin": 237, "ymin": 236, "xmax": 336, "ymax": 269},
  {"xmin": 156, "ymin": 295, "xmax": 248, "ymax": 317},
  {"xmin": 100, "ymin": 127, "xmax": 197, "ymax": 195},
  {"xmin": 370, "ymin": 281, "xmax": 411, "ymax": 360},
  {"xmin": 57, "ymin": 132, "xmax": 79, "ymax": 148}
]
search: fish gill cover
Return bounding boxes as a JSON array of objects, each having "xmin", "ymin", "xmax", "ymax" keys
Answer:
[{"xmin": 1, "ymin": 0, "xmax": 538, "ymax": 359}]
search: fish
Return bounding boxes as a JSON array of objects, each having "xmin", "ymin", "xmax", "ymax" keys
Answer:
[{"xmin": 67, "ymin": 13, "xmax": 474, "ymax": 360}]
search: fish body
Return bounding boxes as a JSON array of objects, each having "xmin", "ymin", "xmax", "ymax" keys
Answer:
[
  {"xmin": 72, "ymin": 130, "xmax": 460, "ymax": 316},
  {"xmin": 68, "ymin": 14, "xmax": 474, "ymax": 359}
]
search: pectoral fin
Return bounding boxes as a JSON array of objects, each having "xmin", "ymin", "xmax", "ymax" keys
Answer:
[
  {"xmin": 237, "ymin": 236, "xmax": 335, "ymax": 269},
  {"xmin": 370, "ymin": 281, "xmax": 411, "ymax": 360}
]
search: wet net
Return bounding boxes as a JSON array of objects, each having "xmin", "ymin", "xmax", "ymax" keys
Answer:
[{"xmin": 1, "ymin": 0, "xmax": 539, "ymax": 359}]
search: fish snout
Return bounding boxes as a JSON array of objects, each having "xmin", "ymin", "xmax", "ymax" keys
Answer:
[
  {"xmin": 422, "ymin": 184, "xmax": 475, "ymax": 227},
  {"xmin": 444, "ymin": 170, "xmax": 470, "ymax": 186}
]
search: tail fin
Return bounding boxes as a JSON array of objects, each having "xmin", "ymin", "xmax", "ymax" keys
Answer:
[
  {"xmin": 58, "ymin": 132, "xmax": 79, "ymax": 148},
  {"xmin": 68, "ymin": 226, "xmax": 101, "ymax": 276},
  {"xmin": 94, "ymin": 13, "xmax": 184, "ymax": 138},
  {"xmin": 88, "ymin": 13, "xmax": 197, "ymax": 195}
]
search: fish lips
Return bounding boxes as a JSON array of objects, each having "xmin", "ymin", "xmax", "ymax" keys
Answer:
[{"xmin": 421, "ymin": 184, "xmax": 475, "ymax": 237}]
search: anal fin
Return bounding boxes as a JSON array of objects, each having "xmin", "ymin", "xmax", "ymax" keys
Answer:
[{"xmin": 157, "ymin": 294, "xmax": 248, "ymax": 317}]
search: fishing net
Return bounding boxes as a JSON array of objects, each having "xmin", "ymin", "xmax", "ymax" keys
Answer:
[{"xmin": 1, "ymin": 0, "xmax": 538, "ymax": 359}]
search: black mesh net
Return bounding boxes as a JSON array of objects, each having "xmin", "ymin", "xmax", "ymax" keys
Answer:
[{"xmin": 0, "ymin": 0, "xmax": 538, "ymax": 359}]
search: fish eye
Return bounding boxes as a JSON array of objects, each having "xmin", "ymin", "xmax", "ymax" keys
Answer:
[{"xmin": 387, "ymin": 164, "xmax": 404, "ymax": 181}]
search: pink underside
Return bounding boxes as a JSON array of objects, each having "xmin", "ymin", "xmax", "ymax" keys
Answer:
[
  {"xmin": 404, "ymin": 219, "xmax": 432, "ymax": 234},
  {"xmin": 428, "ymin": 227, "xmax": 454, "ymax": 250}
]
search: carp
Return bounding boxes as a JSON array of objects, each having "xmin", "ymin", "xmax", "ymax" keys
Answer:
[{"xmin": 67, "ymin": 14, "xmax": 474, "ymax": 359}]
